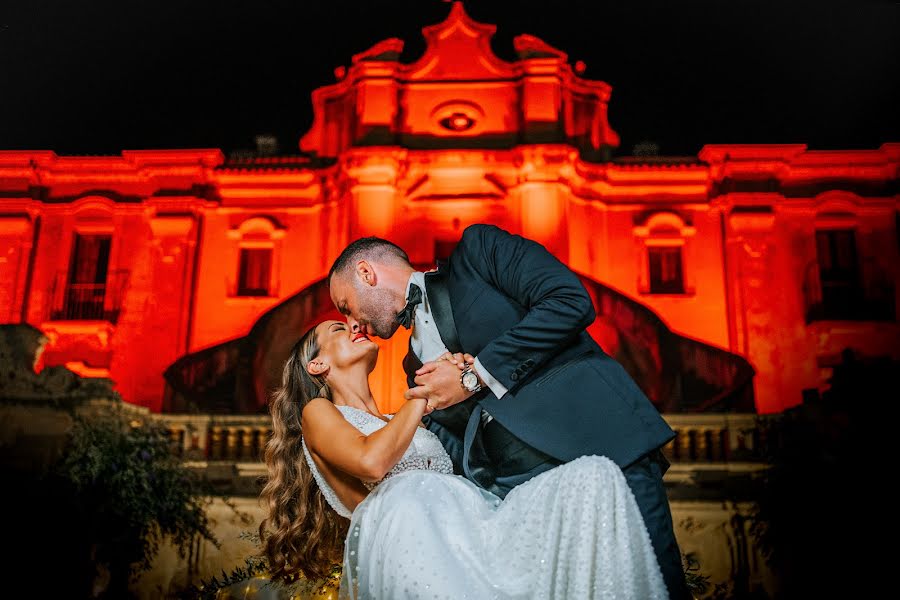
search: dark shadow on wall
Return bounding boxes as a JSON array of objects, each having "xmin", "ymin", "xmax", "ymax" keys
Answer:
[
  {"xmin": 579, "ymin": 276, "xmax": 755, "ymax": 413},
  {"xmin": 163, "ymin": 279, "xmax": 339, "ymax": 414},
  {"xmin": 750, "ymin": 348, "xmax": 899, "ymax": 599}
]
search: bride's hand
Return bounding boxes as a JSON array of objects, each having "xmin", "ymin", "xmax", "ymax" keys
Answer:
[
  {"xmin": 408, "ymin": 396, "xmax": 435, "ymax": 415},
  {"xmin": 407, "ymin": 358, "xmax": 481, "ymax": 411},
  {"xmin": 421, "ymin": 352, "xmax": 475, "ymax": 374}
]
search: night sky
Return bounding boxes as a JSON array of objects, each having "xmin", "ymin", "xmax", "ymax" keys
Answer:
[{"xmin": 1, "ymin": 0, "xmax": 897, "ymax": 157}]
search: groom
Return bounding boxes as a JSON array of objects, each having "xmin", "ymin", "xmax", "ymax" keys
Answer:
[{"xmin": 328, "ymin": 224, "xmax": 689, "ymax": 599}]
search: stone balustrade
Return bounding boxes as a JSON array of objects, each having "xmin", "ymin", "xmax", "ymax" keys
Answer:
[
  {"xmin": 159, "ymin": 414, "xmax": 271, "ymax": 462},
  {"xmin": 661, "ymin": 413, "xmax": 768, "ymax": 463},
  {"xmin": 156, "ymin": 412, "xmax": 771, "ymax": 465}
]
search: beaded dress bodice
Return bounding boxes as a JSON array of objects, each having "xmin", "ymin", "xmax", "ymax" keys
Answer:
[{"xmin": 302, "ymin": 405, "xmax": 453, "ymax": 518}]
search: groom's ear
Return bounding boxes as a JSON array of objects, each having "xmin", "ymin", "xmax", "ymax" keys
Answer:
[
  {"xmin": 356, "ymin": 260, "xmax": 377, "ymax": 287},
  {"xmin": 307, "ymin": 360, "xmax": 329, "ymax": 376}
]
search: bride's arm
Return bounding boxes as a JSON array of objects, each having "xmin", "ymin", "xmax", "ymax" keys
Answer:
[{"xmin": 302, "ymin": 397, "xmax": 430, "ymax": 482}]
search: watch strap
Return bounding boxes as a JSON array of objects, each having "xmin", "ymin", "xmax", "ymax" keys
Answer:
[{"xmin": 460, "ymin": 365, "xmax": 483, "ymax": 393}]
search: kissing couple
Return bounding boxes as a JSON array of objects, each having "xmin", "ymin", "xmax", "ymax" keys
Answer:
[{"xmin": 259, "ymin": 224, "xmax": 690, "ymax": 599}]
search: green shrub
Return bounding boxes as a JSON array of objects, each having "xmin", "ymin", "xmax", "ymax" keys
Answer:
[{"xmin": 54, "ymin": 404, "xmax": 218, "ymax": 597}]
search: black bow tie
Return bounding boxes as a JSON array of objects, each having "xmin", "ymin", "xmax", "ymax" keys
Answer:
[{"xmin": 397, "ymin": 283, "xmax": 423, "ymax": 329}]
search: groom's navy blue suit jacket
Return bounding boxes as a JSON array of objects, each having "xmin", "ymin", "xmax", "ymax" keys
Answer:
[{"xmin": 405, "ymin": 224, "xmax": 675, "ymax": 471}]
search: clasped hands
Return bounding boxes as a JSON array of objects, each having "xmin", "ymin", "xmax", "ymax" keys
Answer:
[{"xmin": 404, "ymin": 352, "xmax": 478, "ymax": 413}]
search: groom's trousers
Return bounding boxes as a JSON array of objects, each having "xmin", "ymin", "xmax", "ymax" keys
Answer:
[{"xmin": 437, "ymin": 405, "xmax": 691, "ymax": 600}]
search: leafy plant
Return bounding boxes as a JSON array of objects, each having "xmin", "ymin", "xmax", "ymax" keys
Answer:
[
  {"xmin": 181, "ymin": 555, "xmax": 271, "ymax": 600},
  {"xmin": 683, "ymin": 552, "xmax": 711, "ymax": 596},
  {"xmin": 54, "ymin": 403, "xmax": 218, "ymax": 597},
  {"xmin": 179, "ymin": 543, "xmax": 342, "ymax": 600}
]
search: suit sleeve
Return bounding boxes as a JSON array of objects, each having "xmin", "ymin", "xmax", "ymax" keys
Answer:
[{"xmin": 460, "ymin": 224, "xmax": 595, "ymax": 394}]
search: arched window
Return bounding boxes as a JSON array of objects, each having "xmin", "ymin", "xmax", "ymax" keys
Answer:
[
  {"xmin": 633, "ymin": 211, "xmax": 696, "ymax": 296},
  {"xmin": 227, "ymin": 216, "xmax": 285, "ymax": 297}
]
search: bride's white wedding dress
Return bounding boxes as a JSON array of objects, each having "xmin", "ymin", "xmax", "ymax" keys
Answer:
[{"xmin": 302, "ymin": 405, "xmax": 667, "ymax": 600}]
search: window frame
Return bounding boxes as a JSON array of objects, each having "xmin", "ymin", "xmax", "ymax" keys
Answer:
[
  {"xmin": 227, "ymin": 216, "xmax": 285, "ymax": 299},
  {"xmin": 633, "ymin": 211, "xmax": 696, "ymax": 296}
]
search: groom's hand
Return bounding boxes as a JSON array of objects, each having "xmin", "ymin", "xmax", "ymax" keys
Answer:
[{"xmin": 405, "ymin": 356, "xmax": 479, "ymax": 411}]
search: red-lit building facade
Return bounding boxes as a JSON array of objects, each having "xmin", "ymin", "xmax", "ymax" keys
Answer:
[{"xmin": 1, "ymin": 3, "xmax": 898, "ymax": 416}]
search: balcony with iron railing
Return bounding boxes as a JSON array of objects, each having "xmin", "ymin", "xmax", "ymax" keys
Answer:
[
  {"xmin": 803, "ymin": 258, "xmax": 895, "ymax": 324},
  {"xmin": 225, "ymin": 275, "xmax": 281, "ymax": 298},
  {"xmin": 45, "ymin": 270, "xmax": 130, "ymax": 323}
]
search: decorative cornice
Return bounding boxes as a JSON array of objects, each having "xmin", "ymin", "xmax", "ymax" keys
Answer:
[
  {"xmin": 0, "ymin": 150, "xmax": 224, "ymax": 194},
  {"xmin": 351, "ymin": 38, "xmax": 404, "ymax": 64}
]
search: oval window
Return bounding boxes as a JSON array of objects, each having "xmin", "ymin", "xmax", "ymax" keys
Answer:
[{"xmin": 439, "ymin": 112, "xmax": 476, "ymax": 132}]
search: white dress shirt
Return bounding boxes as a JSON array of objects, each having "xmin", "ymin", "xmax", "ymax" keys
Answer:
[{"xmin": 405, "ymin": 272, "xmax": 508, "ymax": 422}]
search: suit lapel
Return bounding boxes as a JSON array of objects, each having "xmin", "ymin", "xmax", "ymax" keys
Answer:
[
  {"xmin": 402, "ymin": 338, "xmax": 423, "ymax": 387},
  {"xmin": 424, "ymin": 269, "xmax": 462, "ymax": 354}
]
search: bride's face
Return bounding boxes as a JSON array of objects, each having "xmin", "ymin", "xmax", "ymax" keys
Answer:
[{"xmin": 314, "ymin": 320, "xmax": 378, "ymax": 373}]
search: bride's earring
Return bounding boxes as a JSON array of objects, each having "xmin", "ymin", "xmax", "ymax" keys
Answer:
[{"xmin": 308, "ymin": 360, "xmax": 329, "ymax": 377}]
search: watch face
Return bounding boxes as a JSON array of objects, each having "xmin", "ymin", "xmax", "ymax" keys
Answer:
[{"xmin": 463, "ymin": 371, "xmax": 478, "ymax": 390}]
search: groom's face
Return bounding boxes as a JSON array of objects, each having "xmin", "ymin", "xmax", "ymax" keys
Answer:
[{"xmin": 330, "ymin": 271, "xmax": 401, "ymax": 340}]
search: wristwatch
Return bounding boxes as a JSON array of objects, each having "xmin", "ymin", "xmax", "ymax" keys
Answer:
[{"xmin": 460, "ymin": 365, "xmax": 483, "ymax": 393}]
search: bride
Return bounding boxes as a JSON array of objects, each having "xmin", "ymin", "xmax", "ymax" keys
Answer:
[{"xmin": 259, "ymin": 320, "xmax": 667, "ymax": 599}]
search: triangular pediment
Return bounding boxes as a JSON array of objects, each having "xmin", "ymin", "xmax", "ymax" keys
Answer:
[{"xmin": 403, "ymin": 2, "xmax": 514, "ymax": 80}]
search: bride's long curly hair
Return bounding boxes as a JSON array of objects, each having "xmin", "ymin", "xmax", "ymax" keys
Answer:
[{"xmin": 259, "ymin": 325, "xmax": 348, "ymax": 582}]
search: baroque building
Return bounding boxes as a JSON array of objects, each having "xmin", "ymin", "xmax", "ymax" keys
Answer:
[{"xmin": 1, "ymin": 2, "xmax": 897, "ymax": 418}]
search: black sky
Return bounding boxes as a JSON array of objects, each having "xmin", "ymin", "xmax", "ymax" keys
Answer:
[{"xmin": 1, "ymin": 0, "xmax": 897, "ymax": 157}]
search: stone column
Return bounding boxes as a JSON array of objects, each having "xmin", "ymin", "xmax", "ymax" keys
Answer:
[{"xmin": 0, "ymin": 215, "xmax": 34, "ymax": 323}]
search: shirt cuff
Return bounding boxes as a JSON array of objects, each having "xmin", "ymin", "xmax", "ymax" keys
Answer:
[{"xmin": 474, "ymin": 357, "xmax": 508, "ymax": 399}]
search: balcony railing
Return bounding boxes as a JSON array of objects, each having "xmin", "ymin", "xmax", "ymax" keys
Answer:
[
  {"xmin": 225, "ymin": 276, "xmax": 280, "ymax": 298},
  {"xmin": 161, "ymin": 414, "xmax": 271, "ymax": 462},
  {"xmin": 46, "ymin": 270, "xmax": 130, "ymax": 324},
  {"xmin": 156, "ymin": 412, "xmax": 770, "ymax": 465},
  {"xmin": 803, "ymin": 258, "xmax": 895, "ymax": 323},
  {"xmin": 661, "ymin": 414, "xmax": 769, "ymax": 463}
]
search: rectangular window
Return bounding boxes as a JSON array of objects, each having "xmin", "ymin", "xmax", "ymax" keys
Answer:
[
  {"xmin": 64, "ymin": 234, "xmax": 112, "ymax": 320},
  {"xmin": 238, "ymin": 248, "xmax": 272, "ymax": 296},
  {"xmin": 815, "ymin": 229, "xmax": 862, "ymax": 319},
  {"xmin": 648, "ymin": 246, "xmax": 684, "ymax": 294}
]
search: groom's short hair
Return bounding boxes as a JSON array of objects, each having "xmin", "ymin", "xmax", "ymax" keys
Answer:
[{"xmin": 328, "ymin": 237, "xmax": 410, "ymax": 284}]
